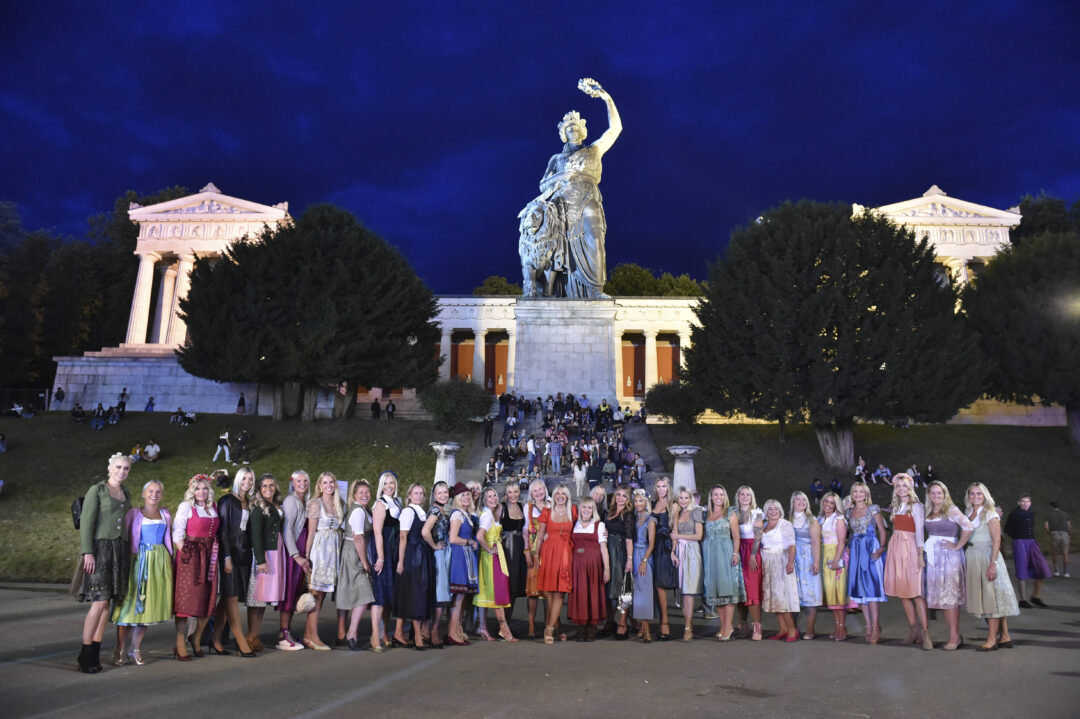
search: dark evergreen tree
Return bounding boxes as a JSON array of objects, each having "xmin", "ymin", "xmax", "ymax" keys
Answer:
[
  {"xmin": 179, "ymin": 204, "xmax": 441, "ymax": 420},
  {"xmin": 473, "ymin": 275, "xmax": 522, "ymax": 296},
  {"xmin": 1010, "ymin": 192, "xmax": 1079, "ymax": 246},
  {"xmin": 685, "ymin": 200, "xmax": 983, "ymax": 468},
  {"xmin": 963, "ymin": 231, "xmax": 1080, "ymax": 453}
]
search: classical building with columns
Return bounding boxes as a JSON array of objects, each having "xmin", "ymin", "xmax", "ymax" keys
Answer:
[{"xmin": 51, "ymin": 183, "xmax": 1062, "ymax": 425}]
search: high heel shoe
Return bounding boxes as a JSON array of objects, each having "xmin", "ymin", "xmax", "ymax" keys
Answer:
[
  {"xmin": 751, "ymin": 622, "xmax": 762, "ymax": 641},
  {"xmin": 445, "ymin": 635, "xmax": 471, "ymax": 646},
  {"xmin": 614, "ymin": 626, "xmax": 629, "ymax": 641},
  {"xmin": 641, "ymin": 625, "xmax": 652, "ymax": 643},
  {"xmin": 833, "ymin": 626, "xmax": 847, "ymax": 642},
  {"xmin": 543, "ymin": 626, "xmax": 555, "ymax": 645},
  {"xmin": 658, "ymin": 623, "xmax": 670, "ymax": 641},
  {"xmin": 390, "ymin": 637, "xmax": 411, "ymax": 649},
  {"xmin": 682, "ymin": 625, "xmax": 693, "ymax": 642},
  {"xmin": 128, "ymin": 649, "xmax": 146, "ymax": 666},
  {"xmin": 237, "ymin": 649, "xmax": 256, "ymax": 657},
  {"xmin": 187, "ymin": 637, "xmax": 204, "ymax": 658},
  {"xmin": 869, "ymin": 625, "xmax": 881, "ymax": 645},
  {"xmin": 499, "ymin": 625, "xmax": 518, "ymax": 642},
  {"xmin": 479, "ymin": 628, "xmax": 496, "ymax": 642},
  {"xmin": 112, "ymin": 645, "xmax": 126, "ymax": 667},
  {"xmin": 173, "ymin": 648, "xmax": 193, "ymax": 662},
  {"xmin": 715, "ymin": 629, "xmax": 735, "ymax": 642},
  {"xmin": 208, "ymin": 645, "xmax": 232, "ymax": 655}
]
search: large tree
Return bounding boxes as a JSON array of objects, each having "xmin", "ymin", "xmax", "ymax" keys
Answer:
[
  {"xmin": 604, "ymin": 262, "xmax": 706, "ymax": 297},
  {"xmin": 473, "ymin": 275, "xmax": 522, "ymax": 296},
  {"xmin": 179, "ymin": 204, "xmax": 441, "ymax": 420},
  {"xmin": 1010, "ymin": 191, "xmax": 1080, "ymax": 246},
  {"xmin": 685, "ymin": 200, "xmax": 983, "ymax": 468},
  {"xmin": 963, "ymin": 230, "xmax": 1080, "ymax": 453}
]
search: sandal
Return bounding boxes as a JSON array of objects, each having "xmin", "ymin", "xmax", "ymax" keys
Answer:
[
  {"xmin": 682, "ymin": 625, "xmax": 693, "ymax": 642},
  {"xmin": 499, "ymin": 625, "xmax": 518, "ymax": 643},
  {"xmin": 802, "ymin": 632, "xmax": 815, "ymax": 641},
  {"xmin": 715, "ymin": 629, "xmax": 735, "ymax": 642},
  {"xmin": 751, "ymin": 622, "xmax": 762, "ymax": 641},
  {"xmin": 543, "ymin": 626, "xmax": 555, "ymax": 645}
]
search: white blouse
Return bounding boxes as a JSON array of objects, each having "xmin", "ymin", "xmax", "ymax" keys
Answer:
[
  {"xmin": 398, "ymin": 504, "xmax": 427, "ymax": 531},
  {"xmin": 761, "ymin": 519, "xmax": 795, "ymax": 552},
  {"xmin": 738, "ymin": 508, "xmax": 764, "ymax": 539},
  {"xmin": 573, "ymin": 519, "xmax": 608, "ymax": 542},
  {"xmin": 172, "ymin": 502, "xmax": 217, "ymax": 543}
]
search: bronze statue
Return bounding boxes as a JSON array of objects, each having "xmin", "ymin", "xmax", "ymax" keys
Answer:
[{"xmin": 519, "ymin": 78, "xmax": 621, "ymax": 298}]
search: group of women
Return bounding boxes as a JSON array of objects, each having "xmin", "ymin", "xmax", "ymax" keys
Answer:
[{"xmin": 74, "ymin": 453, "xmax": 1024, "ymax": 673}]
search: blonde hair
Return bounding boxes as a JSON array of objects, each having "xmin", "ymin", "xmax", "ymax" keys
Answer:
[
  {"xmin": 789, "ymin": 491, "xmax": 815, "ymax": 523},
  {"xmin": 632, "ymin": 488, "xmax": 653, "ymax": 515},
  {"xmin": 252, "ymin": 474, "xmax": 282, "ymax": 516},
  {"xmin": 577, "ymin": 497, "xmax": 598, "ymax": 525},
  {"xmin": 314, "ymin": 471, "xmax": 344, "ymax": 518},
  {"xmin": 734, "ymin": 485, "xmax": 758, "ymax": 511},
  {"xmin": 673, "ymin": 487, "xmax": 700, "ymax": 528},
  {"xmin": 480, "ymin": 487, "xmax": 502, "ymax": 522},
  {"xmin": 819, "ymin": 492, "xmax": 845, "ymax": 519},
  {"xmin": 375, "ymin": 471, "xmax": 398, "ymax": 501},
  {"xmin": 231, "ymin": 466, "xmax": 255, "ymax": 505},
  {"xmin": 404, "ymin": 482, "xmax": 427, "ymax": 506},
  {"xmin": 290, "ymin": 469, "xmax": 311, "ymax": 502},
  {"xmin": 707, "ymin": 485, "xmax": 730, "ymax": 516},
  {"xmin": 923, "ymin": 480, "xmax": 956, "ymax": 520},
  {"xmin": 452, "ymin": 490, "xmax": 474, "ymax": 513},
  {"xmin": 846, "ymin": 481, "xmax": 873, "ymax": 509},
  {"xmin": 890, "ymin": 473, "xmax": 920, "ymax": 514},
  {"xmin": 964, "ymin": 482, "xmax": 998, "ymax": 523},
  {"xmin": 653, "ymin": 477, "xmax": 677, "ymax": 525},
  {"xmin": 348, "ymin": 479, "xmax": 371, "ymax": 505},
  {"xmin": 550, "ymin": 484, "xmax": 573, "ymax": 519},
  {"xmin": 763, "ymin": 498, "xmax": 785, "ymax": 519},
  {"xmin": 182, "ymin": 475, "xmax": 214, "ymax": 509}
]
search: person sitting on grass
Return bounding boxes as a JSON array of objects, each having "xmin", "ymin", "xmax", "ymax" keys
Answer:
[
  {"xmin": 72, "ymin": 404, "xmax": 87, "ymax": 423},
  {"xmin": 129, "ymin": 444, "xmax": 143, "ymax": 462},
  {"xmin": 143, "ymin": 440, "xmax": 160, "ymax": 463},
  {"xmin": 107, "ymin": 406, "xmax": 120, "ymax": 425}
]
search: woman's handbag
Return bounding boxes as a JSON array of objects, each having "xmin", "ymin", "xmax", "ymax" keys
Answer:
[{"xmin": 616, "ymin": 571, "xmax": 633, "ymax": 616}]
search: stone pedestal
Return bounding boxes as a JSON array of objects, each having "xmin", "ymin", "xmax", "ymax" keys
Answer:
[
  {"xmin": 667, "ymin": 445, "xmax": 701, "ymax": 495},
  {"xmin": 430, "ymin": 442, "xmax": 463, "ymax": 486},
  {"xmin": 511, "ymin": 298, "xmax": 618, "ymax": 404}
]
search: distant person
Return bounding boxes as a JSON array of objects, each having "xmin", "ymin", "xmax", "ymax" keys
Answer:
[
  {"xmin": 854, "ymin": 456, "xmax": 868, "ymax": 483},
  {"xmin": 1004, "ymin": 494, "xmax": 1051, "ymax": 608},
  {"xmin": 370, "ymin": 399, "xmax": 381, "ymax": 420},
  {"xmin": 482, "ymin": 416, "xmax": 494, "ymax": 448},
  {"xmin": 129, "ymin": 443, "xmax": 143, "ymax": 462},
  {"xmin": 1046, "ymin": 501, "xmax": 1072, "ymax": 577},
  {"xmin": 907, "ymin": 464, "xmax": 924, "ymax": 488},
  {"xmin": 0, "ymin": 433, "xmax": 6, "ymax": 453},
  {"xmin": 117, "ymin": 388, "xmax": 129, "ymax": 417},
  {"xmin": 829, "ymin": 477, "xmax": 844, "ymax": 497},
  {"xmin": 809, "ymin": 478, "xmax": 825, "ymax": 506},
  {"xmin": 171, "ymin": 407, "xmax": 184, "ymax": 424},
  {"xmin": 236, "ymin": 392, "xmax": 246, "ymax": 415},
  {"xmin": 385, "ymin": 399, "xmax": 396, "ymax": 420},
  {"xmin": 234, "ymin": 429, "xmax": 251, "ymax": 464},
  {"xmin": 54, "ymin": 386, "xmax": 65, "ymax": 406},
  {"xmin": 484, "ymin": 458, "xmax": 498, "ymax": 485},
  {"xmin": 872, "ymin": 464, "xmax": 892, "ymax": 486},
  {"xmin": 90, "ymin": 404, "xmax": 106, "ymax": 431},
  {"xmin": 212, "ymin": 428, "xmax": 231, "ymax": 463},
  {"xmin": 144, "ymin": 396, "xmax": 155, "ymax": 412},
  {"xmin": 143, "ymin": 440, "xmax": 161, "ymax": 463},
  {"xmin": 107, "ymin": 406, "xmax": 120, "ymax": 425},
  {"xmin": 72, "ymin": 404, "xmax": 87, "ymax": 423}
]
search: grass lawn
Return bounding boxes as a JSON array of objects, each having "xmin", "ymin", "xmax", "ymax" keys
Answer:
[
  {"xmin": 650, "ymin": 422, "xmax": 1080, "ymax": 554},
  {"xmin": 0, "ymin": 412, "xmax": 474, "ymax": 582}
]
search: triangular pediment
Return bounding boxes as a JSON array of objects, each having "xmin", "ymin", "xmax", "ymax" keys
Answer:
[
  {"xmin": 869, "ymin": 186, "xmax": 1021, "ymax": 226},
  {"xmin": 129, "ymin": 183, "xmax": 289, "ymax": 221}
]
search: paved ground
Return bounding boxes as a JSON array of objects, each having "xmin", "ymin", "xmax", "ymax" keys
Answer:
[{"xmin": 2, "ymin": 576, "xmax": 1077, "ymax": 719}]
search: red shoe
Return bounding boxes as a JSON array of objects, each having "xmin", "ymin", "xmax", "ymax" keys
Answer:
[{"xmin": 785, "ymin": 634, "xmax": 799, "ymax": 642}]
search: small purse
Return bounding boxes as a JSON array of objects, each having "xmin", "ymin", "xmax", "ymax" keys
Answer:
[
  {"xmin": 296, "ymin": 570, "xmax": 316, "ymax": 613},
  {"xmin": 616, "ymin": 571, "xmax": 633, "ymax": 615}
]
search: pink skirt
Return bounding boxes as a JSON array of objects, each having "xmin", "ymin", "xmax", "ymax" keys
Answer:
[
  {"xmin": 883, "ymin": 530, "xmax": 922, "ymax": 599},
  {"xmin": 250, "ymin": 535, "xmax": 286, "ymax": 605}
]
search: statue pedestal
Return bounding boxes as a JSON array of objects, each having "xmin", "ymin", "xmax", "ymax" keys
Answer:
[
  {"xmin": 430, "ymin": 442, "xmax": 463, "ymax": 486},
  {"xmin": 511, "ymin": 298, "xmax": 618, "ymax": 405},
  {"xmin": 667, "ymin": 445, "xmax": 701, "ymax": 495}
]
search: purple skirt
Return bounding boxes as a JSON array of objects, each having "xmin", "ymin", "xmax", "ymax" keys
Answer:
[
  {"xmin": 281, "ymin": 524, "xmax": 309, "ymax": 611},
  {"xmin": 1013, "ymin": 539, "xmax": 1051, "ymax": 580}
]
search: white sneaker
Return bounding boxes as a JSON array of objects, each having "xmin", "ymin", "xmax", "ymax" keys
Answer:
[
  {"xmin": 1065, "ymin": 572, "xmax": 1072, "ymax": 578},
  {"xmin": 1054, "ymin": 571, "xmax": 1061, "ymax": 577},
  {"xmin": 276, "ymin": 631, "xmax": 303, "ymax": 651}
]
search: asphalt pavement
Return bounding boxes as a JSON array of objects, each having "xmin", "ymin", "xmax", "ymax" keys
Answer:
[{"xmin": 1, "ymin": 576, "xmax": 1078, "ymax": 719}]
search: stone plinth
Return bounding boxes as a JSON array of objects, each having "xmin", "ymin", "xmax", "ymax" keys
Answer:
[
  {"xmin": 430, "ymin": 442, "xmax": 463, "ymax": 486},
  {"xmin": 511, "ymin": 298, "xmax": 618, "ymax": 404},
  {"xmin": 667, "ymin": 445, "xmax": 701, "ymax": 495}
]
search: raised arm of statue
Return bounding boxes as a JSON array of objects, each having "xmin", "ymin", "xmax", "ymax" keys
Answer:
[{"xmin": 579, "ymin": 78, "xmax": 621, "ymax": 156}]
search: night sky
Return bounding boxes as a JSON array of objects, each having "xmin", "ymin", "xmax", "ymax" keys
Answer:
[{"xmin": 3, "ymin": 1, "xmax": 1078, "ymax": 293}]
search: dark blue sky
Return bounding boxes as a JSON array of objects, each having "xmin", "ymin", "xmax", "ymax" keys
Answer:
[{"xmin": 3, "ymin": 1, "xmax": 1078, "ymax": 293}]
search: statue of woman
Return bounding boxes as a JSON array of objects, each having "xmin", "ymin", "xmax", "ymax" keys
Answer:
[{"xmin": 520, "ymin": 78, "xmax": 621, "ymax": 299}]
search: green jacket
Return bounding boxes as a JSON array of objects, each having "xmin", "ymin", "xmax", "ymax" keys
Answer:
[
  {"xmin": 79, "ymin": 481, "xmax": 131, "ymax": 555},
  {"xmin": 250, "ymin": 504, "xmax": 283, "ymax": 564}
]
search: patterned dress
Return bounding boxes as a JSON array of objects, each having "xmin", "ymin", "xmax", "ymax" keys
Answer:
[
  {"xmin": 449, "ymin": 508, "xmax": 478, "ymax": 594},
  {"xmin": 791, "ymin": 513, "xmax": 822, "ymax": 608},
  {"xmin": 702, "ymin": 509, "xmax": 746, "ymax": 607},
  {"xmin": 173, "ymin": 503, "xmax": 219, "ymax": 618},
  {"xmin": 846, "ymin": 504, "xmax": 886, "ymax": 604},
  {"xmin": 761, "ymin": 520, "xmax": 799, "ymax": 613},
  {"xmin": 924, "ymin": 507, "xmax": 972, "ymax": 610},
  {"xmin": 430, "ymin": 504, "xmax": 453, "ymax": 605},
  {"xmin": 674, "ymin": 507, "xmax": 704, "ymax": 596},
  {"xmin": 112, "ymin": 511, "xmax": 173, "ymax": 625},
  {"xmin": 819, "ymin": 513, "xmax": 849, "ymax": 610},
  {"xmin": 307, "ymin": 501, "xmax": 343, "ymax": 593},
  {"xmin": 965, "ymin": 511, "xmax": 1020, "ymax": 619},
  {"xmin": 738, "ymin": 508, "xmax": 764, "ymax": 605}
]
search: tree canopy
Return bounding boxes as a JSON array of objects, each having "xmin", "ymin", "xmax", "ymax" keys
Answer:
[
  {"xmin": 178, "ymin": 204, "xmax": 441, "ymax": 420},
  {"xmin": 685, "ymin": 200, "xmax": 983, "ymax": 468},
  {"xmin": 473, "ymin": 275, "xmax": 522, "ymax": 296},
  {"xmin": 1010, "ymin": 191, "xmax": 1080, "ymax": 246},
  {"xmin": 963, "ymin": 229, "xmax": 1080, "ymax": 452},
  {"xmin": 603, "ymin": 263, "xmax": 706, "ymax": 297}
]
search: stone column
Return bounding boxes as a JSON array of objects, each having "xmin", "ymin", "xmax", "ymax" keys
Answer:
[
  {"xmin": 667, "ymin": 445, "xmax": 701, "ymax": 495},
  {"xmin": 506, "ymin": 329, "xmax": 517, "ymax": 390},
  {"xmin": 613, "ymin": 329, "xmax": 624, "ymax": 402},
  {"xmin": 125, "ymin": 252, "xmax": 160, "ymax": 344},
  {"xmin": 678, "ymin": 330, "xmax": 692, "ymax": 371},
  {"xmin": 944, "ymin": 257, "xmax": 970, "ymax": 285},
  {"xmin": 430, "ymin": 442, "xmax": 463, "ymax": 487},
  {"xmin": 165, "ymin": 253, "xmax": 195, "ymax": 346},
  {"xmin": 153, "ymin": 263, "xmax": 178, "ymax": 345},
  {"xmin": 644, "ymin": 329, "xmax": 659, "ymax": 392},
  {"xmin": 438, "ymin": 329, "xmax": 452, "ymax": 381},
  {"xmin": 473, "ymin": 328, "xmax": 487, "ymax": 387}
]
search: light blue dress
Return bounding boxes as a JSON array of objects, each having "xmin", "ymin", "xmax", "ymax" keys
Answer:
[
  {"xmin": 632, "ymin": 515, "xmax": 655, "ymax": 620},
  {"xmin": 702, "ymin": 510, "xmax": 746, "ymax": 606},
  {"xmin": 792, "ymin": 514, "xmax": 823, "ymax": 607}
]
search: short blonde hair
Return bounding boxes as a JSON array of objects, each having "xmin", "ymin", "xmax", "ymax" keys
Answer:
[
  {"xmin": 763, "ymin": 498, "xmax": 785, "ymax": 519},
  {"xmin": 578, "ymin": 497, "xmax": 598, "ymax": 524},
  {"xmin": 632, "ymin": 488, "xmax": 653, "ymax": 514}
]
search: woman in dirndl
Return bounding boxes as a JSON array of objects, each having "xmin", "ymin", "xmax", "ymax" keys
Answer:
[{"xmin": 172, "ymin": 474, "xmax": 219, "ymax": 660}]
